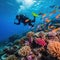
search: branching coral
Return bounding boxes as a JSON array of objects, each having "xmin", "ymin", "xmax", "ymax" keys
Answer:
[
  {"xmin": 47, "ymin": 41, "xmax": 60, "ymax": 60},
  {"xmin": 18, "ymin": 46, "xmax": 31, "ymax": 56},
  {"xmin": 6, "ymin": 55, "xmax": 17, "ymax": 60}
]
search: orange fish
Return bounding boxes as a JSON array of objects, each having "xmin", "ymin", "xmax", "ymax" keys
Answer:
[
  {"xmin": 42, "ymin": 14, "xmax": 46, "ymax": 18},
  {"xmin": 51, "ymin": 10, "xmax": 56, "ymax": 14},
  {"xmin": 48, "ymin": 26, "xmax": 54, "ymax": 29},
  {"xmin": 56, "ymin": 14, "xmax": 60, "ymax": 19},
  {"xmin": 45, "ymin": 18, "xmax": 51, "ymax": 23},
  {"xmin": 52, "ymin": 28, "xmax": 60, "ymax": 33}
]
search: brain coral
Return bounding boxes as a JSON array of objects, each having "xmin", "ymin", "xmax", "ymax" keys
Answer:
[
  {"xmin": 47, "ymin": 41, "xmax": 60, "ymax": 60},
  {"xmin": 18, "ymin": 46, "xmax": 31, "ymax": 56}
]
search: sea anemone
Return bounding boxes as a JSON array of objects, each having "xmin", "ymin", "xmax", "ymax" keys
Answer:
[
  {"xmin": 47, "ymin": 41, "xmax": 60, "ymax": 60},
  {"xmin": 6, "ymin": 55, "xmax": 17, "ymax": 60},
  {"xmin": 18, "ymin": 46, "xmax": 31, "ymax": 56},
  {"xmin": 26, "ymin": 31, "xmax": 34, "ymax": 38}
]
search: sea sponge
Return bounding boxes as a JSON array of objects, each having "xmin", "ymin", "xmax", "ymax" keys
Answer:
[
  {"xmin": 6, "ymin": 55, "xmax": 17, "ymax": 60},
  {"xmin": 26, "ymin": 31, "xmax": 34, "ymax": 38},
  {"xmin": 47, "ymin": 41, "xmax": 60, "ymax": 60},
  {"xmin": 18, "ymin": 46, "xmax": 31, "ymax": 56},
  {"xmin": 19, "ymin": 38, "xmax": 25, "ymax": 46}
]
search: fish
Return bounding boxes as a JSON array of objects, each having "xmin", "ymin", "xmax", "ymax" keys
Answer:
[
  {"xmin": 49, "ymin": 10, "xmax": 56, "ymax": 16},
  {"xmin": 45, "ymin": 18, "xmax": 50, "ymax": 23},
  {"xmin": 58, "ymin": 6, "xmax": 60, "ymax": 9},
  {"xmin": 48, "ymin": 26, "xmax": 54, "ymax": 29},
  {"xmin": 51, "ymin": 10, "xmax": 56, "ymax": 14},
  {"xmin": 49, "ymin": 5, "xmax": 56, "ymax": 8},
  {"xmin": 56, "ymin": 14, "xmax": 60, "ymax": 19},
  {"xmin": 54, "ymin": 23, "xmax": 60, "ymax": 26},
  {"xmin": 39, "ymin": 12, "xmax": 44, "ymax": 15},
  {"xmin": 42, "ymin": 14, "xmax": 46, "ymax": 18},
  {"xmin": 52, "ymin": 28, "xmax": 60, "ymax": 33},
  {"xmin": 38, "ymin": 12, "xmax": 46, "ymax": 18}
]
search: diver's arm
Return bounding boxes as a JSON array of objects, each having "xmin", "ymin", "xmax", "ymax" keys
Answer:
[{"xmin": 28, "ymin": 22, "xmax": 34, "ymax": 27}]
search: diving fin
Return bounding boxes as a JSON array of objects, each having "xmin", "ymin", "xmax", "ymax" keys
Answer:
[{"xmin": 32, "ymin": 12, "xmax": 39, "ymax": 17}]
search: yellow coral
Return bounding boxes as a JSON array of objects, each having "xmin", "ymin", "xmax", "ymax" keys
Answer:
[
  {"xmin": 18, "ymin": 46, "xmax": 31, "ymax": 56},
  {"xmin": 47, "ymin": 41, "xmax": 60, "ymax": 59}
]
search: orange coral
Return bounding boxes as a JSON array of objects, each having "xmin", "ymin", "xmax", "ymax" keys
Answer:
[
  {"xmin": 47, "ymin": 41, "xmax": 60, "ymax": 60},
  {"xmin": 18, "ymin": 46, "xmax": 31, "ymax": 56}
]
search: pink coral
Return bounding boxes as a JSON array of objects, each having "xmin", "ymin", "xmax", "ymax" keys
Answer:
[{"xmin": 47, "ymin": 41, "xmax": 60, "ymax": 60}]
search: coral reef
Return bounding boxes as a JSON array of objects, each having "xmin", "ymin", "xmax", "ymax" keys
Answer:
[
  {"xmin": 38, "ymin": 31, "xmax": 45, "ymax": 38},
  {"xmin": 26, "ymin": 31, "xmax": 34, "ymax": 38},
  {"xmin": 1, "ymin": 31, "xmax": 60, "ymax": 60},
  {"xmin": 19, "ymin": 38, "xmax": 25, "ymax": 46},
  {"xmin": 9, "ymin": 34, "xmax": 20, "ymax": 42},
  {"xmin": 13, "ymin": 40, "xmax": 20, "ymax": 45},
  {"xmin": 35, "ymin": 38, "xmax": 47, "ymax": 47}
]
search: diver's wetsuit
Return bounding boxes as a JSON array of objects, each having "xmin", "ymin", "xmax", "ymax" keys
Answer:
[{"xmin": 14, "ymin": 14, "xmax": 36, "ymax": 27}]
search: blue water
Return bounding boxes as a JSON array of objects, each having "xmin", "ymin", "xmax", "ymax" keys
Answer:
[{"xmin": 0, "ymin": 0, "xmax": 60, "ymax": 41}]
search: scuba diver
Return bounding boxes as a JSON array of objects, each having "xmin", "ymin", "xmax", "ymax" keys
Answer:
[{"xmin": 14, "ymin": 14, "xmax": 36, "ymax": 27}]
